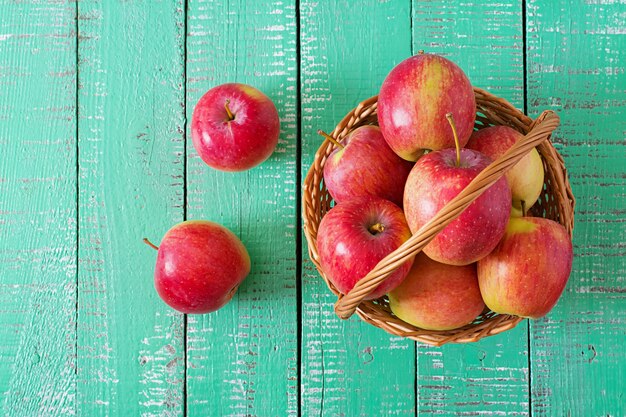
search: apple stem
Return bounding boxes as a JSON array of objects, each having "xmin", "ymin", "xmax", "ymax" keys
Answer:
[
  {"xmin": 418, "ymin": 49, "xmax": 425, "ymax": 55},
  {"xmin": 368, "ymin": 223, "xmax": 385, "ymax": 235},
  {"xmin": 521, "ymin": 200, "xmax": 527, "ymax": 217},
  {"xmin": 445, "ymin": 112, "xmax": 461, "ymax": 167},
  {"xmin": 143, "ymin": 238, "xmax": 159, "ymax": 251},
  {"xmin": 224, "ymin": 99, "xmax": 235, "ymax": 121},
  {"xmin": 317, "ymin": 129, "xmax": 345, "ymax": 149}
]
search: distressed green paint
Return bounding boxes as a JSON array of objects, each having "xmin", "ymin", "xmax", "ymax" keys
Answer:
[
  {"xmin": 0, "ymin": 2, "xmax": 624, "ymax": 416},
  {"xmin": 77, "ymin": 1, "xmax": 185, "ymax": 415},
  {"xmin": 527, "ymin": 1, "xmax": 626, "ymax": 415},
  {"xmin": 300, "ymin": 1, "xmax": 416, "ymax": 415},
  {"xmin": 412, "ymin": 2, "xmax": 530, "ymax": 414},
  {"xmin": 0, "ymin": 2, "xmax": 77, "ymax": 415},
  {"xmin": 185, "ymin": 1, "xmax": 298, "ymax": 416}
]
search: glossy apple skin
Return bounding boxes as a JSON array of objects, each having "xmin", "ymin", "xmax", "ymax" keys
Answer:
[
  {"xmin": 154, "ymin": 220, "xmax": 251, "ymax": 314},
  {"xmin": 316, "ymin": 198, "xmax": 414, "ymax": 299},
  {"xmin": 388, "ymin": 253, "xmax": 484, "ymax": 330},
  {"xmin": 466, "ymin": 125, "xmax": 545, "ymax": 216},
  {"xmin": 403, "ymin": 148, "xmax": 511, "ymax": 265},
  {"xmin": 477, "ymin": 217, "xmax": 573, "ymax": 319},
  {"xmin": 191, "ymin": 83, "xmax": 280, "ymax": 171},
  {"xmin": 323, "ymin": 125, "xmax": 414, "ymax": 206},
  {"xmin": 378, "ymin": 53, "xmax": 476, "ymax": 160}
]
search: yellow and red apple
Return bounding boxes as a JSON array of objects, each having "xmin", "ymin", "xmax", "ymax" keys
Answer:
[
  {"xmin": 403, "ymin": 147, "xmax": 511, "ymax": 265},
  {"xmin": 466, "ymin": 125, "xmax": 545, "ymax": 216},
  {"xmin": 388, "ymin": 253, "xmax": 484, "ymax": 330},
  {"xmin": 378, "ymin": 52, "xmax": 476, "ymax": 160},
  {"xmin": 477, "ymin": 217, "xmax": 573, "ymax": 318}
]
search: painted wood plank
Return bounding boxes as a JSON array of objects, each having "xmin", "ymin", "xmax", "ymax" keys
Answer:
[
  {"xmin": 300, "ymin": 1, "xmax": 416, "ymax": 416},
  {"xmin": 77, "ymin": 1, "xmax": 186, "ymax": 415},
  {"xmin": 412, "ymin": 2, "xmax": 531, "ymax": 415},
  {"xmin": 0, "ymin": 2, "xmax": 77, "ymax": 415},
  {"xmin": 526, "ymin": 1, "xmax": 626, "ymax": 415},
  {"xmin": 184, "ymin": 1, "xmax": 298, "ymax": 416}
]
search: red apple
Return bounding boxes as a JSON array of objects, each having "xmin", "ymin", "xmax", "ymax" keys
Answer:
[
  {"xmin": 322, "ymin": 125, "xmax": 414, "ymax": 206},
  {"xmin": 378, "ymin": 52, "xmax": 476, "ymax": 160},
  {"xmin": 466, "ymin": 125, "xmax": 545, "ymax": 216},
  {"xmin": 316, "ymin": 198, "xmax": 414, "ymax": 299},
  {"xmin": 191, "ymin": 83, "xmax": 280, "ymax": 171},
  {"xmin": 403, "ymin": 116, "xmax": 511, "ymax": 265},
  {"xmin": 477, "ymin": 217, "xmax": 573, "ymax": 319},
  {"xmin": 146, "ymin": 220, "xmax": 251, "ymax": 314},
  {"xmin": 388, "ymin": 253, "xmax": 484, "ymax": 330}
]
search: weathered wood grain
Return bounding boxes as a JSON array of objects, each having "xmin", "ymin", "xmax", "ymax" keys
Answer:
[
  {"xmin": 0, "ymin": 1, "xmax": 77, "ymax": 415},
  {"xmin": 0, "ymin": 2, "xmax": 623, "ymax": 416},
  {"xmin": 527, "ymin": 1, "xmax": 626, "ymax": 415},
  {"xmin": 300, "ymin": 1, "xmax": 416, "ymax": 415},
  {"xmin": 412, "ymin": 2, "xmax": 531, "ymax": 415},
  {"xmin": 77, "ymin": 1, "xmax": 186, "ymax": 415},
  {"xmin": 184, "ymin": 1, "xmax": 298, "ymax": 416}
]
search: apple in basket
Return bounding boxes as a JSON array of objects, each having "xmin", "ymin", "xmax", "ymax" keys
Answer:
[
  {"xmin": 466, "ymin": 125, "xmax": 545, "ymax": 217},
  {"xmin": 144, "ymin": 221, "xmax": 251, "ymax": 314},
  {"xmin": 388, "ymin": 253, "xmax": 485, "ymax": 330},
  {"xmin": 377, "ymin": 51, "xmax": 476, "ymax": 160},
  {"xmin": 191, "ymin": 83, "xmax": 280, "ymax": 171},
  {"xmin": 477, "ymin": 217, "xmax": 573, "ymax": 318},
  {"xmin": 320, "ymin": 125, "xmax": 414, "ymax": 207},
  {"xmin": 316, "ymin": 198, "xmax": 414, "ymax": 299},
  {"xmin": 403, "ymin": 114, "xmax": 511, "ymax": 265}
]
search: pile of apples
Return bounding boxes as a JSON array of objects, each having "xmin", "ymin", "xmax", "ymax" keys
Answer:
[{"xmin": 317, "ymin": 52, "xmax": 573, "ymax": 331}]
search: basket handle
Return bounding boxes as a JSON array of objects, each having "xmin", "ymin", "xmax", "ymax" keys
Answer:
[{"xmin": 334, "ymin": 110, "xmax": 561, "ymax": 320}]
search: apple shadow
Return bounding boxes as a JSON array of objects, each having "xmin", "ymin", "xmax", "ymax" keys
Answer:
[
  {"xmin": 252, "ymin": 83, "xmax": 298, "ymax": 171},
  {"xmin": 226, "ymin": 208, "xmax": 298, "ymax": 310}
]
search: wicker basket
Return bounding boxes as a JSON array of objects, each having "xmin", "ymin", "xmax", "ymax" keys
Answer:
[{"xmin": 302, "ymin": 87, "xmax": 575, "ymax": 346}]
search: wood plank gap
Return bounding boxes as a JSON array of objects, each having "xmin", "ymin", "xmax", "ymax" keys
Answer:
[
  {"xmin": 295, "ymin": 0, "xmax": 303, "ymax": 415},
  {"xmin": 410, "ymin": 7, "xmax": 417, "ymax": 415},
  {"xmin": 183, "ymin": 314, "xmax": 188, "ymax": 417},
  {"xmin": 414, "ymin": 344, "xmax": 418, "ymax": 417},
  {"xmin": 73, "ymin": 0, "xmax": 80, "ymax": 392},
  {"xmin": 527, "ymin": 320, "xmax": 533, "ymax": 417},
  {"xmin": 522, "ymin": 0, "xmax": 528, "ymax": 115},
  {"xmin": 182, "ymin": 3, "xmax": 189, "ymax": 225},
  {"xmin": 183, "ymin": 2, "xmax": 189, "ymax": 417},
  {"xmin": 523, "ymin": 4, "xmax": 531, "ymax": 415},
  {"xmin": 409, "ymin": 0, "xmax": 414, "ymax": 56}
]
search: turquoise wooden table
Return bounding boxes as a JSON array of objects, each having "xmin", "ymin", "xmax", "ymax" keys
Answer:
[{"xmin": 0, "ymin": 1, "xmax": 624, "ymax": 416}]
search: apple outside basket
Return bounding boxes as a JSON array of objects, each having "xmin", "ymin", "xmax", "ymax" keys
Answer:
[{"xmin": 302, "ymin": 87, "xmax": 575, "ymax": 346}]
